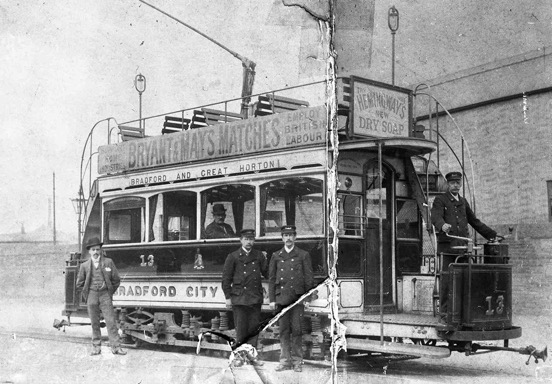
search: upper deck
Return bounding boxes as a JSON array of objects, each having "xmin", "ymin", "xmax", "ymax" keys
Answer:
[{"xmin": 94, "ymin": 76, "xmax": 435, "ymax": 178}]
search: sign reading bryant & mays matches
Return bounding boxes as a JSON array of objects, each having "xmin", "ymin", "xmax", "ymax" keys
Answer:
[
  {"xmin": 98, "ymin": 105, "xmax": 327, "ymax": 174},
  {"xmin": 351, "ymin": 77, "xmax": 412, "ymax": 138}
]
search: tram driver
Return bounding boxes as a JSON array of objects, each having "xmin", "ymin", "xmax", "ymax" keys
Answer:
[
  {"xmin": 204, "ymin": 203, "xmax": 236, "ymax": 238},
  {"xmin": 431, "ymin": 171, "xmax": 501, "ymax": 321}
]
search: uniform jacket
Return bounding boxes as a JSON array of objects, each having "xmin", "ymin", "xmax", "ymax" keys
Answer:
[
  {"xmin": 268, "ymin": 246, "xmax": 314, "ymax": 305},
  {"xmin": 222, "ymin": 248, "xmax": 268, "ymax": 306},
  {"xmin": 76, "ymin": 256, "xmax": 121, "ymax": 302},
  {"xmin": 431, "ymin": 192, "xmax": 496, "ymax": 245}
]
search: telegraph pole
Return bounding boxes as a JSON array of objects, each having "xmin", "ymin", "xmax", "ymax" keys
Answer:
[{"xmin": 53, "ymin": 172, "xmax": 57, "ymax": 245}]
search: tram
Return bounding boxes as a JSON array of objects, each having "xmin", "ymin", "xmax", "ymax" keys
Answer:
[{"xmin": 58, "ymin": 75, "xmax": 546, "ymax": 363}]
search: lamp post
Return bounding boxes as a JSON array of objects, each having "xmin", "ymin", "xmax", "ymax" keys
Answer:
[
  {"xmin": 388, "ymin": 6, "xmax": 399, "ymax": 85},
  {"xmin": 134, "ymin": 73, "xmax": 146, "ymax": 131}
]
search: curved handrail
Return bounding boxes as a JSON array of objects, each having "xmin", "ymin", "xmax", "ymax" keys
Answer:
[
  {"xmin": 414, "ymin": 91, "xmax": 476, "ymax": 211},
  {"xmin": 77, "ymin": 117, "xmax": 118, "ymax": 246}
]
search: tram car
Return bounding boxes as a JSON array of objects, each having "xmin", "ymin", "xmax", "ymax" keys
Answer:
[{"xmin": 58, "ymin": 75, "xmax": 546, "ymax": 364}]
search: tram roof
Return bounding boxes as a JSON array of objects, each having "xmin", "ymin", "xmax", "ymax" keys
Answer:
[{"xmin": 339, "ymin": 137, "xmax": 437, "ymax": 156}]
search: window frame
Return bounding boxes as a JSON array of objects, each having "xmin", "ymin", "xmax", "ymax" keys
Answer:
[
  {"xmin": 102, "ymin": 196, "xmax": 146, "ymax": 245},
  {"xmin": 259, "ymin": 175, "xmax": 326, "ymax": 238}
]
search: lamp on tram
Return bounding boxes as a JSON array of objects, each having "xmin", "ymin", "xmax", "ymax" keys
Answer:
[
  {"xmin": 71, "ymin": 194, "xmax": 86, "ymax": 250},
  {"xmin": 134, "ymin": 73, "xmax": 146, "ymax": 131},
  {"xmin": 388, "ymin": 5, "xmax": 399, "ymax": 85}
]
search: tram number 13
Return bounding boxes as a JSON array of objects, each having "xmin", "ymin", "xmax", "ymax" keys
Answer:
[
  {"xmin": 485, "ymin": 295, "xmax": 504, "ymax": 315},
  {"xmin": 140, "ymin": 254, "xmax": 155, "ymax": 267}
]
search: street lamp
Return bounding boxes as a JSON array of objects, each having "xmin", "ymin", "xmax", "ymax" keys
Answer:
[
  {"xmin": 388, "ymin": 6, "xmax": 399, "ymax": 85},
  {"xmin": 134, "ymin": 73, "xmax": 146, "ymax": 131},
  {"xmin": 71, "ymin": 190, "xmax": 86, "ymax": 250}
]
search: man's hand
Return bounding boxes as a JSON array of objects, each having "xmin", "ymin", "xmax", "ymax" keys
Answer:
[
  {"xmin": 269, "ymin": 302, "xmax": 276, "ymax": 311},
  {"xmin": 442, "ymin": 223, "xmax": 451, "ymax": 233},
  {"xmin": 225, "ymin": 299, "xmax": 232, "ymax": 309}
]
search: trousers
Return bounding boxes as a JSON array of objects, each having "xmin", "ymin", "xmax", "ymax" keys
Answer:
[
  {"xmin": 232, "ymin": 304, "xmax": 262, "ymax": 347},
  {"xmin": 87, "ymin": 289, "xmax": 120, "ymax": 348},
  {"xmin": 437, "ymin": 243, "xmax": 464, "ymax": 318},
  {"xmin": 278, "ymin": 303, "xmax": 304, "ymax": 367}
]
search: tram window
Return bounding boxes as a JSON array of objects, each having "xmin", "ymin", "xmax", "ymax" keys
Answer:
[
  {"xmin": 397, "ymin": 242, "xmax": 422, "ymax": 275},
  {"xmin": 336, "ymin": 241, "xmax": 362, "ymax": 275},
  {"xmin": 338, "ymin": 194, "xmax": 363, "ymax": 236},
  {"xmin": 149, "ymin": 191, "xmax": 197, "ymax": 242},
  {"xmin": 103, "ymin": 197, "xmax": 145, "ymax": 244},
  {"xmin": 201, "ymin": 184, "xmax": 255, "ymax": 239},
  {"xmin": 396, "ymin": 199, "xmax": 420, "ymax": 239},
  {"xmin": 260, "ymin": 177, "xmax": 324, "ymax": 236}
]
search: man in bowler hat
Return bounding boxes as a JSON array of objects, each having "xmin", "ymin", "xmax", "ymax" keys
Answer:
[
  {"xmin": 204, "ymin": 204, "xmax": 236, "ymax": 238},
  {"xmin": 76, "ymin": 237, "xmax": 126, "ymax": 355},
  {"xmin": 269, "ymin": 225, "xmax": 314, "ymax": 372},
  {"xmin": 431, "ymin": 171, "xmax": 499, "ymax": 320},
  {"xmin": 222, "ymin": 229, "xmax": 267, "ymax": 365}
]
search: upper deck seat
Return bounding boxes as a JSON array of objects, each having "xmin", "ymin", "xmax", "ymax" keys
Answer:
[
  {"xmin": 253, "ymin": 94, "xmax": 309, "ymax": 117},
  {"xmin": 190, "ymin": 108, "xmax": 243, "ymax": 129},
  {"xmin": 336, "ymin": 77, "xmax": 351, "ymax": 136},
  {"xmin": 119, "ymin": 125, "xmax": 145, "ymax": 141},
  {"xmin": 202, "ymin": 108, "xmax": 243, "ymax": 125},
  {"xmin": 162, "ymin": 116, "xmax": 191, "ymax": 134}
]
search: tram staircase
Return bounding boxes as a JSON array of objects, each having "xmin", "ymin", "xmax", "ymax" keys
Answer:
[{"xmin": 334, "ymin": 77, "xmax": 476, "ymax": 358}]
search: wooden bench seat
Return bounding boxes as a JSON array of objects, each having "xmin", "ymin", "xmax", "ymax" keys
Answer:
[
  {"xmin": 254, "ymin": 94, "xmax": 309, "ymax": 117},
  {"xmin": 119, "ymin": 125, "xmax": 145, "ymax": 141},
  {"xmin": 162, "ymin": 116, "xmax": 191, "ymax": 134},
  {"xmin": 190, "ymin": 108, "xmax": 243, "ymax": 129}
]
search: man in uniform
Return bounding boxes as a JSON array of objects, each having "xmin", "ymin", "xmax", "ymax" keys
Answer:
[
  {"xmin": 269, "ymin": 225, "xmax": 314, "ymax": 373},
  {"xmin": 76, "ymin": 237, "xmax": 126, "ymax": 355},
  {"xmin": 204, "ymin": 204, "xmax": 236, "ymax": 238},
  {"xmin": 222, "ymin": 229, "xmax": 267, "ymax": 365},
  {"xmin": 431, "ymin": 171, "xmax": 499, "ymax": 319}
]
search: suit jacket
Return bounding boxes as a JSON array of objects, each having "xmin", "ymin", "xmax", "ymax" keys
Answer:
[
  {"xmin": 431, "ymin": 192, "xmax": 496, "ymax": 246},
  {"xmin": 76, "ymin": 256, "xmax": 121, "ymax": 302},
  {"xmin": 222, "ymin": 248, "xmax": 267, "ymax": 306},
  {"xmin": 204, "ymin": 221, "xmax": 236, "ymax": 238},
  {"xmin": 268, "ymin": 246, "xmax": 314, "ymax": 305}
]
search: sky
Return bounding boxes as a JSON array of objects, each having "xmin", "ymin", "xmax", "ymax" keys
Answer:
[{"xmin": 1, "ymin": 0, "xmax": 551, "ymax": 241}]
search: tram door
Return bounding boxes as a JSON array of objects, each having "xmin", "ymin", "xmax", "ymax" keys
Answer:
[{"xmin": 364, "ymin": 162, "xmax": 394, "ymax": 308}]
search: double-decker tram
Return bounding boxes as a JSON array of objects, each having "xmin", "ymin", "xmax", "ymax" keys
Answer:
[{"xmin": 59, "ymin": 76, "xmax": 546, "ymax": 364}]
